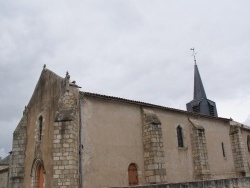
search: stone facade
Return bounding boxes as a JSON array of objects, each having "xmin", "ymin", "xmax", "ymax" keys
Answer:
[
  {"xmin": 189, "ymin": 118, "xmax": 211, "ymax": 180},
  {"xmin": 142, "ymin": 108, "xmax": 166, "ymax": 184},
  {"xmin": 0, "ymin": 167, "xmax": 9, "ymax": 188},
  {"xmin": 53, "ymin": 83, "xmax": 79, "ymax": 187},
  {"xmin": 4, "ymin": 68, "xmax": 250, "ymax": 188},
  {"xmin": 0, "ymin": 155, "xmax": 10, "ymax": 188},
  {"xmin": 8, "ymin": 110, "xmax": 27, "ymax": 187},
  {"xmin": 229, "ymin": 121, "xmax": 249, "ymax": 177}
]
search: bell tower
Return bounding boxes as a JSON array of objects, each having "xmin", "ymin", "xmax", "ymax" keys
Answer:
[{"xmin": 186, "ymin": 49, "xmax": 218, "ymax": 117}]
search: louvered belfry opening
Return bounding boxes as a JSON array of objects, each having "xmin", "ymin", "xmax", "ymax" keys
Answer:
[
  {"xmin": 192, "ymin": 105, "xmax": 200, "ymax": 113},
  {"xmin": 208, "ymin": 103, "xmax": 215, "ymax": 116}
]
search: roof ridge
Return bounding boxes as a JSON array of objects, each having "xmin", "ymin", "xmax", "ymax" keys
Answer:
[
  {"xmin": 26, "ymin": 68, "xmax": 64, "ymax": 108},
  {"xmin": 80, "ymin": 91, "xmax": 229, "ymax": 121},
  {"xmin": 0, "ymin": 154, "xmax": 10, "ymax": 165}
]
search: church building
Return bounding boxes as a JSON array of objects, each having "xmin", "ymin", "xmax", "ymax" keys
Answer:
[{"xmin": 3, "ymin": 62, "xmax": 250, "ymax": 188}]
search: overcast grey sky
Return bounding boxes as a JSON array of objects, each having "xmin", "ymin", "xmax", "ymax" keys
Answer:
[{"xmin": 1, "ymin": 0, "xmax": 250, "ymax": 158}]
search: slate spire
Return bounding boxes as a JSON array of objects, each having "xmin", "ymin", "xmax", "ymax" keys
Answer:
[
  {"xmin": 193, "ymin": 62, "xmax": 207, "ymax": 100},
  {"xmin": 186, "ymin": 52, "xmax": 218, "ymax": 117}
]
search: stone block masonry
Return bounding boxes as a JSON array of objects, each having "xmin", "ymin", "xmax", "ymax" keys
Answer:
[
  {"xmin": 189, "ymin": 118, "xmax": 211, "ymax": 180},
  {"xmin": 0, "ymin": 167, "xmax": 9, "ymax": 188},
  {"xmin": 53, "ymin": 90, "xmax": 79, "ymax": 188},
  {"xmin": 142, "ymin": 108, "xmax": 166, "ymax": 184},
  {"xmin": 229, "ymin": 123, "xmax": 249, "ymax": 177},
  {"xmin": 8, "ymin": 110, "xmax": 27, "ymax": 187}
]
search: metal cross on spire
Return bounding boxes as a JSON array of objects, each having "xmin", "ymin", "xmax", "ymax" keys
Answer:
[{"xmin": 190, "ymin": 48, "xmax": 197, "ymax": 65}]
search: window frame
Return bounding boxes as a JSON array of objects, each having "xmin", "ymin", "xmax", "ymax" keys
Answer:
[
  {"xmin": 247, "ymin": 135, "xmax": 250, "ymax": 152},
  {"xmin": 177, "ymin": 125, "xmax": 184, "ymax": 148},
  {"xmin": 221, "ymin": 142, "xmax": 226, "ymax": 158},
  {"xmin": 38, "ymin": 116, "xmax": 43, "ymax": 141}
]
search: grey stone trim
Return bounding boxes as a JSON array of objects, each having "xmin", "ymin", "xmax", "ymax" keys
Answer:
[
  {"xmin": 229, "ymin": 122, "xmax": 249, "ymax": 176},
  {"xmin": 0, "ymin": 168, "xmax": 9, "ymax": 188},
  {"xmin": 53, "ymin": 91, "xmax": 79, "ymax": 188},
  {"xmin": 142, "ymin": 108, "xmax": 166, "ymax": 184},
  {"xmin": 8, "ymin": 112, "xmax": 27, "ymax": 187},
  {"xmin": 55, "ymin": 91, "xmax": 77, "ymax": 122},
  {"xmin": 189, "ymin": 118, "xmax": 211, "ymax": 180}
]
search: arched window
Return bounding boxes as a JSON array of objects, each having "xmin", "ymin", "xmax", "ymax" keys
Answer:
[
  {"xmin": 38, "ymin": 116, "xmax": 43, "ymax": 141},
  {"xmin": 177, "ymin": 126, "xmax": 184, "ymax": 147},
  {"xmin": 128, "ymin": 163, "xmax": 138, "ymax": 186}
]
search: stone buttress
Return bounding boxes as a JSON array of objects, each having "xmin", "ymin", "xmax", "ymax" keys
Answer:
[
  {"xmin": 229, "ymin": 121, "xmax": 249, "ymax": 177},
  {"xmin": 189, "ymin": 118, "xmax": 211, "ymax": 180},
  {"xmin": 53, "ymin": 73, "xmax": 79, "ymax": 187},
  {"xmin": 142, "ymin": 108, "xmax": 166, "ymax": 184},
  {"xmin": 8, "ymin": 108, "xmax": 27, "ymax": 187}
]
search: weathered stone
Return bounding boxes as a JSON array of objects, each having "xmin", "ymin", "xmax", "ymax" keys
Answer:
[
  {"xmin": 142, "ymin": 108, "xmax": 166, "ymax": 184},
  {"xmin": 189, "ymin": 118, "xmax": 211, "ymax": 180}
]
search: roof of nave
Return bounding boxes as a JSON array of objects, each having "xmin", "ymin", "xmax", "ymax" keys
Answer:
[
  {"xmin": 80, "ymin": 91, "xmax": 230, "ymax": 122},
  {"xmin": 0, "ymin": 155, "xmax": 10, "ymax": 165}
]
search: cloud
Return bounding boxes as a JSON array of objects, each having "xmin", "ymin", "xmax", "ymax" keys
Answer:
[
  {"xmin": 244, "ymin": 115, "xmax": 250, "ymax": 126},
  {"xmin": 0, "ymin": 119, "xmax": 18, "ymax": 157},
  {"xmin": 1, "ymin": 0, "xmax": 250, "ymax": 155}
]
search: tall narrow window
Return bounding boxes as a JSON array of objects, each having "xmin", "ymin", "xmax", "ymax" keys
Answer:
[
  {"xmin": 128, "ymin": 163, "xmax": 138, "ymax": 186},
  {"xmin": 221, "ymin": 142, "xmax": 226, "ymax": 157},
  {"xmin": 177, "ymin": 126, "xmax": 184, "ymax": 147},
  {"xmin": 247, "ymin": 135, "xmax": 250, "ymax": 152},
  {"xmin": 39, "ymin": 116, "xmax": 43, "ymax": 141}
]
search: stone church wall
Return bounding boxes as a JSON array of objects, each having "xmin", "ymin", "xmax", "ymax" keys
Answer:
[
  {"xmin": 81, "ymin": 94, "xmax": 146, "ymax": 187},
  {"xmin": 0, "ymin": 167, "xmax": 8, "ymax": 188},
  {"xmin": 241, "ymin": 127, "xmax": 250, "ymax": 171},
  {"xmin": 8, "ymin": 69, "xmax": 81, "ymax": 188},
  {"xmin": 53, "ymin": 85, "xmax": 80, "ymax": 187},
  {"xmin": 6, "ymin": 68, "xmax": 250, "ymax": 188},
  {"xmin": 80, "ymin": 93, "xmax": 245, "ymax": 188},
  {"xmin": 22, "ymin": 69, "xmax": 63, "ymax": 188},
  {"xmin": 198, "ymin": 117, "xmax": 237, "ymax": 179},
  {"xmin": 8, "ymin": 112, "xmax": 27, "ymax": 187},
  {"xmin": 142, "ymin": 108, "xmax": 166, "ymax": 183},
  {"xmin": 157, "ymin": 110, "xmax": 195, "ymax": 183},
  {"xmin": 230, "ymin": 123, "xmax": 249, "ymax": 177},
  {"xmin": 7, "ymin": 69, "xmax": 65, "ymax": 188}
]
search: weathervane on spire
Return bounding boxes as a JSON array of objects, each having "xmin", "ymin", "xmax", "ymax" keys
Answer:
[{"xmin": 190, "ymin": 48, "xmax": 197, "ymax": 65}]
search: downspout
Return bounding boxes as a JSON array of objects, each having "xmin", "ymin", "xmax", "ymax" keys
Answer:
[{"xmin": 79, "ymin": 95, "xmax": 83, "ymax": 188}]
